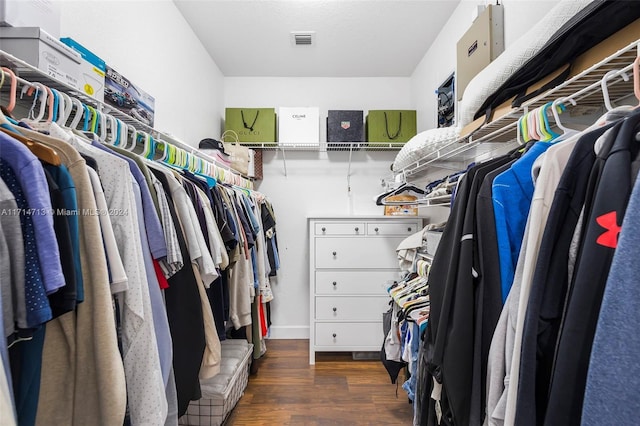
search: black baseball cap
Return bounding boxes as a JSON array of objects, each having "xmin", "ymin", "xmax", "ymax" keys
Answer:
[{"xmin": 199, "ymin": 138, "xmax": 227, "ymax": 154}]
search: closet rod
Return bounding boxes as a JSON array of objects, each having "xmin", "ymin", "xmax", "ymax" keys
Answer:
[{"xmin": 0, "ymin": 49, "xmax": 253, "ymax": 189}]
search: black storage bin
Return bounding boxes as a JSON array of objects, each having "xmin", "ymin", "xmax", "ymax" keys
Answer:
[{"xmin": 327, "ymin": 110, "xmax": 364, "ymax": 148}]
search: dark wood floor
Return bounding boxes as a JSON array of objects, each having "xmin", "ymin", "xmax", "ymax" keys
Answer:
[{"xmin": 225, "ymin": 339, "xmax": 414, "ymax": 425}]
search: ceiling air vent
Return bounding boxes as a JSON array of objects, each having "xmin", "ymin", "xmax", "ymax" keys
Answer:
[{"xmin": 291, "ymin": 32, "xmax": 315, "ymax": 46}]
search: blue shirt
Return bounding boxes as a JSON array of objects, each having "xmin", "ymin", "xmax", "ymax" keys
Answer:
[
  {"xmin": 132, "ymin": 180, "xmax": 172, "ymax": 387},
  {"xmin": 91, "ymin": 141, "xmax": 167, "ymax": 260},
  {"xmin": 492, "ymin": 141, "xmax": 553, "ymax": 302},
  {"xmin": 0, "ymin": 159, "xmax": 52, "ymax": 328},
  {"xmin": 0, "ymin": 132, "xmax": 65, "ymax": 295},
  {"xmin": 43, "ymin": 164, "xmax": 84, "ymax": 303}
]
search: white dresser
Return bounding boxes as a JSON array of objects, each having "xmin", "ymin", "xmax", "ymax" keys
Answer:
[{"xmin": 308, "ymin": 216, "xmax": 421, "ymax": 364}]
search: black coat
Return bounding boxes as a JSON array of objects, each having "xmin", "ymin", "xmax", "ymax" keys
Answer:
[
  {"xmin": 544, "ymin": 111, "xmax": 640, "ymax": 426},
  {"xmin": 514, "ymin": 122, "xmax": 617, "ymax": 426}
]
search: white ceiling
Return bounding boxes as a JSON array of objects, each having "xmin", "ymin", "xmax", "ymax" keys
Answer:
[{"xmin": 174, "ymin": 0, "xmax": 461, "ymax": 77}]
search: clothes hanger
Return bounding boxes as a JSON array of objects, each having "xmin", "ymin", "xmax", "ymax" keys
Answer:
[
  {"xmin": 0, "ymin": 67, "xmax": 18, "ymax": 115},
  {"xmin": 23, "ymin": 82, "xmax": 48, "ymax": 122},
  {"xmin": 52, "ymin": 90, "xmax": 65, "ymax": 126},
  {"xmin": 81, "ymin": 104, "xmax": 91, "ymax": 131},
  {"xmin": 116, "ymin": 118, "xmax": 127, "ymax": 147},
  {"xmin": 105, "ymin": 114, "xmax": 118, "ymax": 145},
  {"xmin": 0, "ymin": 83, "xmax": 61, "ymax": 166},
  {"xmin": 143, "ymin": 134, "xmax": 155, "ymax": 159},
  {"xmin": 125, "ymin": 125, "xmax": 138, "ymax": 151},
  {"xmin": 155, "ymin": 139, "xmax": 169, "ymax": 162},
  {"xmin": 527, "ymin": 109, "xmax": 540, "ymax": 141},
  {"xmin": 58, "ymin": 92, "xmax": 73, "ymax": 127},
  {"xmin": 517, "ymin": 115, "xmax": 527, "ymax": 145},
  {"xmin": 550, "ymin": 98, "xmax": 577, "ymax": 138},
  {"xmin": 601, "ymin": 69, "xmax": 629, "ymax": 111},
  {"xmin": 634, "ymin": 56, "xmax": 640, "ymax": 107},
  {"xmin": 538, "ymin": 103, "xmax": 557, "ymax": 142},
  {"xmin": 68, "ymin": 98, "xmax": 85, "ymax": 129},
  {"xmin": 50, "ymin": 89, "xmax": 60, "ymax": 123},
  {"xmin": 375, "ymin": 175, "xmax": 426, "ymax": 206}
]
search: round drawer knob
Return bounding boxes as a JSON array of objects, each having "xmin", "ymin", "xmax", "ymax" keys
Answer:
[
  {"xmin": 332, "ymin": 333, "xmax": 337, "ymax": 338},
  {"xmin": 322, "ymin": 227, "xmax": 326, "ymax": 232},
  {"xmin": 333, "ymin": 307, "xmax": 337, "ymax": 312},
  {"xmin": 355, "ymin": 227, "xmax": 359, "ymax": 232},
  {"xmin": 408, "ymin": 227, "xmax": 412, "ymax": 232},
  {"xmin": 375, "ymin": 227, "xmax": 379, "ymax": 232},
  {"xmin": 332, "ymin": 251, "xmax": 337, "ymax": 256},
  {"xmin": 332, "ymin": 281, "xmax": 337, "ymax": 286}
]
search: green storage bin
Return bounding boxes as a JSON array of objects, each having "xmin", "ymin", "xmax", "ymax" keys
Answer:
[
  {"xmin": 366, "ymin": 110, "xmax": 417, "ymax": 145},
  {"xmin": 224, "ymin": 108, "xmax": 277, "ymax": 144}
]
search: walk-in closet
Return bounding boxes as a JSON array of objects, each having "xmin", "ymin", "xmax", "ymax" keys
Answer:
[{"xmin": 0, "ymin": 0, "xmax": 639, "ymax": 425}]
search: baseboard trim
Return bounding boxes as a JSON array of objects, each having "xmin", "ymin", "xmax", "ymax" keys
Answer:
[{"xmin": 267, "ymin": 326, "xmax": 310, "ymax": 339}]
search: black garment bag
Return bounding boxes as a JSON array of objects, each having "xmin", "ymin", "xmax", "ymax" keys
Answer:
[{"xmin": 474, "ymin": 0, "xmax": 640, "ymax": 123}]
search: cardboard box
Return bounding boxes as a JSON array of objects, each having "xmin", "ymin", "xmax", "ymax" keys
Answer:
[
  {"xmin": 225, "ymin": 108, "xmax": 277, "ymax": 144},
  {"xmin": 366, "ymin": 110, "xmax": 417, "ymax": 145},
  {"xmin": 456, "ymin": 4, "xmax": 504, "ymax": 101},
  {"xmin": 104, "ymin": 65, "xmax": 155, "ymax": 127},
  {"xmin": 0, "ymin": 0, "xmax": 61, "ymax": 38},
  {"xmin": 60, "ymin": 37, "xmax": 106, "ymax": 102},
  {"xmin": 0, "ymin": 26, "xmax": 81, "ymax": 88},
  {"xmin": 327, "ymin": 110, "xmax": 364, "ymax": 143},
  {"xmin": 278, "ymin": 107, "xmax": 320, "ymax": 145}
]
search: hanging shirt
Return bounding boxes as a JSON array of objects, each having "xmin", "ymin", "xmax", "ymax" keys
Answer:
[
  {"xmin": 0, "ymin": 159, "xmax": 51, "ymax": 330},
  {"xmin": 492, "ymin": 141, "xmax": 554, "ymax": 302},
  {"xmin": 149, "ymin": 167, "xmax": 206, "ymax": 418},
  {"xmin": 131, "ymin": 182, "xmax": 170, "ymax": 424},
  {"xmin": 41, "ymin": 168, "xmax": 77, "ymax": 317},
  {"xmin": 0, "ymin": 176, "xmax": 25, "ymax": 338},
  {"xmin": 150, "ymin": 171, "xmax": 183, "ymax": 279},
  {"xmin": 148, "ymin": 165, "xmax": 217, "ymax": 286},
  {"xmin": 0, "ymin": 132, "xmax": 65, "ymax": 295},
  {"xmin": 91, "ymin": 141, "xmax": 167, "ymax": 260},
  {"xmin": 85, "ymin": 167, "xmax": 128, "ymax": 291},
  {"xmin": 0, "ymin": 177, "xmax": 20, "ymax": 424},
  {"xmin": 42, "ymin": 164, "xmax": 84, "ymax": 303}
]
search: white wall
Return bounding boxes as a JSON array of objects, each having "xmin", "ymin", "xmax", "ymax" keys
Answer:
[
  {"xmin": 411, "ymin": 0, "xmax": 560, "ymax": 130},
  {"xmin": 59, "ymin": 0, "xmax": 225, "ymax": 145},
  {"xmin": 225, "ymin": 77, "xmax": 412, "ymax": 338}
]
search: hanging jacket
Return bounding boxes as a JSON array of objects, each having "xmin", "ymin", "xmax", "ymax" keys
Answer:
[
  {"xmin": 472, "ymin": 161, "xmax": 514, "ymax": 425},
  {"xmin": 544, "ymin": 111, "xmax": 640, "ymax": 426},
  {"xmin": 513, "ymin": 122, "xmax": 617, "ymax": 426},
  {"xmin": 423, "ymin": 156, "xmax": 511, "ymax": 426},
  {"xmin": 581, "ymin": 161, "xmax": 640, "ymax": 426}
]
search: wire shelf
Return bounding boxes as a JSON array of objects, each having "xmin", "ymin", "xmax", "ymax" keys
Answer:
[
  {"xmin": 242, "ymin": 142, "xmax": 406, "ymax": 152},
  {"xmin": 397, "ymin": 38, "xmax": 640, "ymax": 179}
]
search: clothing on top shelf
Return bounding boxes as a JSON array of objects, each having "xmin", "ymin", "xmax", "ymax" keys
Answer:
[
  {"xmin": 0, "ymin": 116, "xmax": 280, "ymax": 426},
  {"xmin": 413, "ymin": 106, "xmax": 640, "ymax": 426}
]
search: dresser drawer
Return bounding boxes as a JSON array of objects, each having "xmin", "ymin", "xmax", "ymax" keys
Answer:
[
  {"xmin": 315, "ymin": 296, "xmax": 389, "ymax": 320},
  {"xmin": 367, "ymin": 222, "xmax": 420, "ymax": 236},
  {"xmin": 315, "ymin": 270, "xmax": 399, "ymax": 295},
  {"xmin": 315, "ymin": 322, "xmax": 383, "ymax": 347},
  {"xmin": 315, "ymin": 223, "xmax": 365, "ymax": 236},
  {"xmin": 315, "ymin": 237, "xmax": 404, "ymax": 269}
]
